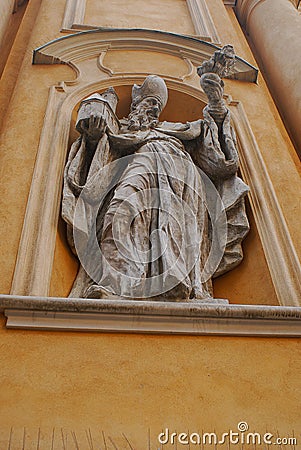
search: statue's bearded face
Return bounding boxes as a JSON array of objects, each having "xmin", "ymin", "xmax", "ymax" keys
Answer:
[{"xmin": 128, "ymin": 97, "xmax": 161, "ymax": 131}]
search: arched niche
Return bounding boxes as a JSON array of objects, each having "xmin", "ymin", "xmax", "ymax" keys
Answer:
[{"xmin": 33, "ymin": 28, "xmax": 258, "ymax": 83}]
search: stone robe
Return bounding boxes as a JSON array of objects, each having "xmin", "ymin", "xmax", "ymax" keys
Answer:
[{"xmin": 62, "ymin": 109, "xmax": 249, "ymax": 300}]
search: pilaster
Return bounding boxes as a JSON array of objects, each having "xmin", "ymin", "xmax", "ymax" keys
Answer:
[{"xmin": 235, "ymin": 0, "xmax": 301, "ymax": 158}]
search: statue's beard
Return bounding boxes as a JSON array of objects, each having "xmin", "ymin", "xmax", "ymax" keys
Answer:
[{"xmin": 127, "ymin": 104, "xmax": 160, "ymax": 131}]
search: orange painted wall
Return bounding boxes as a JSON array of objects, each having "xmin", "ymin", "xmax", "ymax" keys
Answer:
[{"xmin": 0, "ymin": 315, "xmax": 300, "ymax": 448}]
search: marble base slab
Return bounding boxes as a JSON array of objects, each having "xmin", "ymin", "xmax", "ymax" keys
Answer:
[{"xmin": 1, "ymin": 295, "xmax": 301, "ymax": 336}]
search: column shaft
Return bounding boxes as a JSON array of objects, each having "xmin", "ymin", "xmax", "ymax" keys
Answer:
[{"xmin": 236, "ymin": 0, "xmax": 301, "ymax": 157}]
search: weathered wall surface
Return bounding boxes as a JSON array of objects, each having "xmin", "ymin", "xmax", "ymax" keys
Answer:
[
  {"xmin": 0, "ymin": 0, "xmax": 30, "ymax": 77},
  {"xmin": 85, "ymin": 0, "xmax": 195, "ymax": 34},
  {"xmin": 0, "ymin": 0, "xmax": 73, "ymax": 295},
  {"xmin": 0, "ymin": 316, "xmax": 300, "ymax": 448}
]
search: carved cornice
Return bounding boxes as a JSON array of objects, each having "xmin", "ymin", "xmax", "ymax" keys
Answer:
[{"xmin": 33, "ymin": 29, "xmax": 258, "ymax": 83}]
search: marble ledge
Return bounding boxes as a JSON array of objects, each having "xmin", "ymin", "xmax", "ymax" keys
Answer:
[{"xmin": 0, "ymin": 294, "xmax": 301, "ymax": 336}]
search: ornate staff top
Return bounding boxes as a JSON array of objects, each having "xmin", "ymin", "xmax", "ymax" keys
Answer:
[
  {"xmin": 197, "ymin": 44, "xmax": 236, "ymax": 78},
  {"xmin": 197, "ymin": 45, "xmax": 236, "ymax": 122}
]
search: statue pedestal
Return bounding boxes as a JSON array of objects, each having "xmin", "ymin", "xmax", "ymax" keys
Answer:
[{"xmin": 1, "ymin": 294, "xmax": 301, "ymax": 337}]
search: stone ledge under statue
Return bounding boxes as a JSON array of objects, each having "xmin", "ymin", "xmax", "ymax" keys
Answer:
[{"xmin": 1, "ymin": 295, "xmax": 301, "ymax": 336}]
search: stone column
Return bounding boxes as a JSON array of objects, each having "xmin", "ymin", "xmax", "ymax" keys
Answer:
[{"xmin": 235, "ymin": 0, "xmax": 301, "ymax": 158}]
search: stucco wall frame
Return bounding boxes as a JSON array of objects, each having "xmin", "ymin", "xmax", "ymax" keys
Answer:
[
  {"xmin": 61, "ymin": 0, "xmax": 220, "ymax": 43},
  {"xmin": 10, "ymin": 30, "xmax": 301, "ymax": 307}
]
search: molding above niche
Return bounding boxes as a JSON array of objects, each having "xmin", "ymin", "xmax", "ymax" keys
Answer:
[{"xmin": 33, "ymin": 28, "xmax": 258, "ymax": 83}]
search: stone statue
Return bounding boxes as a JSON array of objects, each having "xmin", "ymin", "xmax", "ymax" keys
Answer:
[{"xmin": 62, "ymin": 45, "xmax": 249, "ymax": 302}]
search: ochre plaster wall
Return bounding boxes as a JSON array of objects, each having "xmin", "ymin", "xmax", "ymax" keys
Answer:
[
  {"xmin": 84, "ymin": 0, "xmax": 195, "ymax": 35},
  {"xmin": 0, "ymin": 0, "xmax": 30, "ymax": 78},
  {"xmin": 0, "ymin": 316, "xmax": 300, "ymax": 448}
]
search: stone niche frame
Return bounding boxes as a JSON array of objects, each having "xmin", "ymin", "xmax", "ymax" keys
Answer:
[
  {"xmin": 61, "ymin": 0, "xmax": 221, "ymax": 44},
  {"xmin": 6, "ymin": 29, "xmax": 301, "ymax": 334}
]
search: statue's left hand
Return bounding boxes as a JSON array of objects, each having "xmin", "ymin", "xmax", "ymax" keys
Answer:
[{"xmin": 81, "ymin": 116, "xmax": 107, "ymax": 142}]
